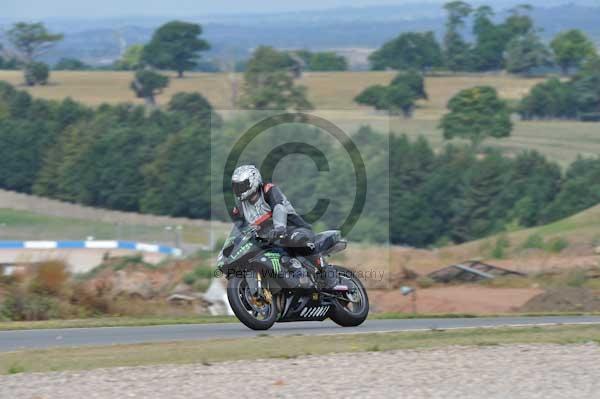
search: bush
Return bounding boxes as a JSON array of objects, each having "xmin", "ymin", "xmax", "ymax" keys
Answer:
[
  {"xmin": 566, "ymin": 269, "xmax": 586, "ymax": 287},
  {"xmin": 24, "ymin": 62, "xmax": 49, "ymax": 86},
  {"xmin": 547, "ymin": 237, "xmax": 569, "ymax": 253},
  {"xmin": 0, "ymin": 290, "xmax": 60, "ymax": 321},
  {"xmin": 193, "ymin": 265, "xmax": 215, "ymax": 279},
  {"xmin": 7, "ymin": 363, "xmax": 25, "ymax": 374},
  {"xmin": 522, "ymin": 234, "xmax": 545, "ymax": 250},
  {"xmin": 491, "ymin": 235, "xmax": 511, "ymax": 259},
  {"xmin": 112, "ymin": 254, "xmax": 146, "ymax": 271},
  {"xmin": 183, "ymin": 273, "xmax": 196, "ymax": 285},
  {"xmin": 69, "ymin": 283, "xmax": 111, "ymax": 315},
  {"xmin": 30, "ymin": 260, "xmax": 69, "ymax": 295},
  {"xmin": 579, "ymin": 112, "xmax": 600, "ymax": 122},
  {"xmin": 54, "ymin": 58, "xmax": 89, "ymax": 71}
]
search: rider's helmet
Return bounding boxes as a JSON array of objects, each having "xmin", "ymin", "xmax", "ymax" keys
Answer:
[{"xmin": 232, "ymin": 165, "xmax": 263, "ymax": 201}]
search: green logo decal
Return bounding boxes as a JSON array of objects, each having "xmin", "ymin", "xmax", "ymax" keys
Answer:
[
  {"xmin": 264, "ymin": 252, "xmax": 281, "ymax": 274},
  {"xmin": 231, "ymin": 242, "xmax": 252, "ymax": 260}
]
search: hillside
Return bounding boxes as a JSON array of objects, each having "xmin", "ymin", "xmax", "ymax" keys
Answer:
[
  {"xmin": 0, "ymin": 189, "xmax": 228, "ymax": 247},
  {"xmin": 1, "ymin": 71, "xmax": 598, "ymax": 166},
  {"xmin": 336, "ymin": 204, "xmax": 600, "ymax": 288}
]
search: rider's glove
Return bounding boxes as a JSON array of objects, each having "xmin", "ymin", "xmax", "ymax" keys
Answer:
[{"xmin": 269, "ymin": 226, "xmax": 286, "ymax": 243}]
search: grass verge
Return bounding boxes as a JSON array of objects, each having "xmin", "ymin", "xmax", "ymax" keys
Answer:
[
  {"xmin": 0, "ymin": 316, "xmax": 237, "ymax": 331},
  {"xmin": 2, "ymin": 312, "xmax": 600, "ymax": 331},
  {"xmin": 1, "ymin": 325, "xmax": 599, "ymax": 374}
]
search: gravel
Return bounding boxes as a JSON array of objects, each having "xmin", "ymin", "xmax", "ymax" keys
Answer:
[{"xmin": 1, "ymin": 344, "xmax": 599, "ymax": 398}]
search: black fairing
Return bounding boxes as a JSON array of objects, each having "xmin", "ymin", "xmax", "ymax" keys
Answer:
[{"xmin": 217, "ymin": 225, "xmax": 346, "ymax": 323}]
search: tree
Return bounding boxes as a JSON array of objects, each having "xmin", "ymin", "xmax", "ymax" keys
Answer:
[
  {"xmin": 130, "ymin": 69, "xmax": 169, "ymax": 106},
  {"xmin": 240, "ymin": 46, "xmax": 312, "ymax": 110},
  {"xmin": 0, "ymin": 45, "xmax": 20, "ymax": 70},
  {"xmin": 369, "ymin": 32, "xmax": 442, "ymax": 72},
  {"xmin": 571, "ymin": 61, "xmax": 600, "ymax": 117},
  {"xmin": 7, "ymin": 22, "xmax": 63, "ymax": 62},
  {"xmin": 470, "ymin": 5, "xmax": 535, "ymax": 72},
  {"xmin": 354, "ymin": 85, "xmax": 389, "ymax": 110},
  {"xmin": 297, "ymin": 51, "xmax": 348, "ymax": 71},
  {"xmin": 54, "ymin": 58, "xmax": 89, "ymax": 71},
  {"xmin": 541, "ymin": 157, "xmax": 600, "ymax": 223},
  {"xmin": 0, "ymin": 119, "xmax": 48, "ymax": 192},
  {"xmin": 391, "ymin": 70, "xmax": 428, "ymax": 100},
  {"xmin": 168, "ymin": 92, "xmax": 216, "ymax": 127},
  {"xmin": 501, "ymin": 151, "xmax": 561, "ymax": 227},
  {"xmin": 450, "ymin": 151, "xmax": 510, "ymax": 242},
  {"xmin": 384, "ymin": 83, "xmax": 420, "ymax": 117},
  {"xmin": 114, "ymin": 44, "xmax": 144, "ymax": 70},
  {"xmin": 550, "ymin": 30, "xmax": 597, "ymax": 75},
  {"xmin": 141, "ymin": 125, "xmax": 211, "ymax": 218},
  {"xmin": 503, "ymin": 5, "xmax": 534, "ymax": 37},
  {"xmin": 24, "ymin": 62, "xmax": 49, "ymax": 86},
  {"xmin": 505, "ymin": 31, "xmax": 553, "ymax": 75},
  {"xmin": 470, "ymin": 5, "xmax": 506, "ymax": 71},
  {"xmin": 519, "ymin": 78, "xmax": 577, "ymax": 120},
  {"xmin": 440, "ymin": 86, "xmax": 512, "ymax": 147},
  {"xmin": 389, "ymin": 135, "xmax": 438, "ymax": 246},
  {"xmin": 443, "ymin": 1, "xmax": 473, "ymax": 72},
  {"xmin": 246, "ymin": 46, "xmax": 297, "ymax": 76},
  {"xmin": 142, "ymin": 21, "xmax": 210, "ymax": 78},
  {"xmin": 355, "ymin": 71, "xmax": 426, "ymax": 117}
]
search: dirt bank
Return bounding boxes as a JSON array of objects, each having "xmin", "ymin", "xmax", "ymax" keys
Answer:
[{"xmin": 370, "ymin": 286, "xmax": 543, "ymax": 314}]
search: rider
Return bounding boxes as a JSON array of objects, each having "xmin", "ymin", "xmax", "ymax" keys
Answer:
[{"xmin": 230, "ymin": 164, "xmax": 338, "ymax": 288}]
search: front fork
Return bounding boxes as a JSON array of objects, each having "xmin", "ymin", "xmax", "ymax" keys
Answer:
[{"xmin": 249, "ymin": 271, "xmax": 272, "ymax": 304}]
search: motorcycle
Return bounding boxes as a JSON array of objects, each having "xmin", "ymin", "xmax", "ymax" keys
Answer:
[{"xmin": 216, "ymin": 213, "xmax": 369, "ymax": 330}]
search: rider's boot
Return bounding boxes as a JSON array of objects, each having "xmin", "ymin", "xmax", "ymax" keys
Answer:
[{"xmin": 315, "ymin": 257, "xmax": 347, "ymax": 291}]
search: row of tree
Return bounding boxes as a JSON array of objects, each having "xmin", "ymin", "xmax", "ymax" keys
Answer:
[
  {"xmin": 0, "ymin": 80, "xmax": 597, "ymax": 246},
  {"xmin": 390, "ymin": 135, "xmax": 600, "ymax": 246},
  {"xmin": 356, "ymin": 52, "xmax": 600, "ymax": 125},
  {"xmin": 519, "ymin": 56, "xmax": 600, "ymax": 121},
  {"xmin": 369, "ymin": 1, "xmax": 598, "ymax": 75},
  {"xmin": 0, "ymin": 81, "xmax": 214, "ymax": 218}
]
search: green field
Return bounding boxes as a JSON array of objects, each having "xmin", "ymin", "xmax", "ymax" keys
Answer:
[
  {"xmin": 1, "ymin": 324, "xmax": 598, "ymax": 374},
  {"xmin": 0, "ymin": 208, "xmax": 215, "ymax": 245}
]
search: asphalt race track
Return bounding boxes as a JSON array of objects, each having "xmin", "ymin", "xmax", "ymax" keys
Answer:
[{"xmin": 2, "ymin": 316, "xmax": 600, "ymax": 352}]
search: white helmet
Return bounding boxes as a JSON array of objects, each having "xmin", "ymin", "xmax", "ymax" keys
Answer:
[{"xmin": 232, "ymin": 165, "xmax": 262, "ymax": 201}]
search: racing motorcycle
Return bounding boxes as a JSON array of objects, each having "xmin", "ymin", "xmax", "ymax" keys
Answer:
[{"xmin": 217, "ymin": 214, "xmax": 369, "ymax": 330}]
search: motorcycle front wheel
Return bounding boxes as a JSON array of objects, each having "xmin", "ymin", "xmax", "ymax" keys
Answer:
[
  {"xmin": 329, "ymin": 265, "xmax": 369, "ymax": 327},
  {"xmin": 227, "ymin": 274, "xmax": 278, "ymax": 330}
]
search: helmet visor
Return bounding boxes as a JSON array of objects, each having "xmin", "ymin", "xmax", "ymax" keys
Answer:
[{"xmin": 232, "ymin": 179, "xmax": 252, "ymax": 198}]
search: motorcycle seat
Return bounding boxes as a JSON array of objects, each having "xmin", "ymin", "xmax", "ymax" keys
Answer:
[{"xmin": 313, "ymin": 230, "xmax": 344, "ymax": 254}]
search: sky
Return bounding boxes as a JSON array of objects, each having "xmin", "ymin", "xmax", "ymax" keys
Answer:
[{"xmin": 3, "ymin": 0, "xmax": 447, "ymax": 19}]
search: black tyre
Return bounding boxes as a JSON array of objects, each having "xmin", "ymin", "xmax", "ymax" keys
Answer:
[
  {"xmin": 227, "ymin": 275, "xmax": 278, "ymax": 330},
  {"xmin": 329, "ymin": 265, "xmax": 369, "ymax": 327}
]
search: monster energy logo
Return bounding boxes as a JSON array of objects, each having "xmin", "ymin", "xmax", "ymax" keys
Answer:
[{"xmin": 264, "ymin": 252, "xmax": 281, "ymax": 274}]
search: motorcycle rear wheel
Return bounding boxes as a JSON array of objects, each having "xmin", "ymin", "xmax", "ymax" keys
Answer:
[{"xmin": 227, "ymin": 274, "xmax": 278, "ymax": 330}]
